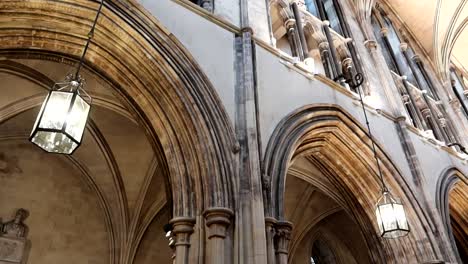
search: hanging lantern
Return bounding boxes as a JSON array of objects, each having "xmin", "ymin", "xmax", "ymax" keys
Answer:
[
  {"xmin": 29, "ymin": 0, "xmax": 102, "ymax": 155},
  {"xmin": 375, "ymin": 191, "xmax": 410, "ymax": 238},
  {"xmin": 30, "ymin": 77, "xmax": 91, "ymax": 155}
]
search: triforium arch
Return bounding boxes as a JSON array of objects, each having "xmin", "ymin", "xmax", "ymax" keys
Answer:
[
  {"xmin": 0, "ymin": 0, "xmax": 236, "ymax": 262},
  {"xmin": 435, "ymin": 167, "xmax": 468, "ymax": 263},
  {"xmin": 262, "ymin": 104, "xmax": 445, "ymax": 263}
]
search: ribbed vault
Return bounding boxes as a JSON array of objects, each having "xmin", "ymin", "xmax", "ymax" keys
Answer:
[{"xmin": 382, "ymin": 0, "xmax": 468, "ymax": 79}]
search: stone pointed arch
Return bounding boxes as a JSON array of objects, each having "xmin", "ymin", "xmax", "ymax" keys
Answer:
[
  {"xmin": 0, "ymin": 0, "xmax": 236, "ymax": 221},
  {"xmin": 435, "ymin": 167, "xmax": 468, "ymax": 263},
  {"xmin": 262, "ymin": 104, "xmax": 443, "ymax": 263}
]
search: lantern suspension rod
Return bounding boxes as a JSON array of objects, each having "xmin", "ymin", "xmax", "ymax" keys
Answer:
[
  {"xmin": 74, "ymin": 0, "xmax": 105, "ymax": 80},
  {"xmin": 346, "ymin": 73, "xmax": 388, "ymax": 194}
]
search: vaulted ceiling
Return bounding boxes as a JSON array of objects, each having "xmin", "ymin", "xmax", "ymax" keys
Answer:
[
  {"xmin": 383, "ymin": 0, "xmax": 468, "ymax": 78},
  {"xmin": 0, "ymin": 58, "xmax": 172, "ymax": 264}
]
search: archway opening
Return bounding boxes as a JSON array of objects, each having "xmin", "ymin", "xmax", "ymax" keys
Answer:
[
  {"xmin": 448, "ymin": 181, "xmax": 468, "ymax": 262},
  {"xmin": 265, "ymin": 105, "xmax": 440, "ymax": 263},
  {"xmin": 285, "ymin": 160, "xmax": 372, "ymax": 264}
]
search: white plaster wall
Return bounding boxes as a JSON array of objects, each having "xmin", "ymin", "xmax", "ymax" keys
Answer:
[
  {"xmin": 408, "ymin": 132, "xmax": 468, "ymax": 200},
  {"xmin": 138, "ymin": 0, "xmax": 237, "ymax": 125},
  {"xmin": 246, "ymin": 0, "xmax": 271, "ymax": 42},
  {"xmin": 215, "ymin": 0, "xmax": 240, "ymax": 26},
  {"xmin": 256, "ymin": 45, "xmax": 414, "ymax": 189},
  {"xmin": 255, "ymin": 43, "xmax": 468, "ymax": 206}
]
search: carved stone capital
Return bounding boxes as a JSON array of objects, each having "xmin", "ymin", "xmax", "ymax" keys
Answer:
[
  {"xmin": 284, "ymin": 19, "xmax": 297, "ymax": 29},
  {"xmin": 439, "ymin": 118, "xmax": 447, "ymax": 127},
  {"xmin": 203, "ymin": 207, "xmax": 233, "ymax": 239},
  {"xmin": 265, "ymin": 217, "xmax": 278, "ymax": 231},
  {"xmin": 380, "ymin": 27, "xmax": 388, "ymax": 36},
  {"xmin": 401, "ymin": 94, "xmax": 411, "ymax": 104},
  {"xmin": 170, "ymin": 217, "xmax": 195, "ymax": 264},
  {"xmin": 342, "ymin": 57, "xmax": 353, "ymax": 69},
  {"xmin": 449, "ymin": 99, "xmax": 462, "ymax": 113},
  {"xmin": 170, "ymin": 217, "xmax": 196, "ymax": 246},
  {"xmin": 421, "ymin": 108, "xmax": 431, "ymax": 117},
  {"xmin": 364, "ymin": 40, "xmax": 378, "ymax": 50},
  {"xmin": 318, "ymin": 41, "xmax": 329, "ymax": 51},
  {"xmin": 275, "ymin": 221, "xmax": 293, "ymax": 254},
  {"xmin": 400, "ymin": 42, "xmax": 408, "ymax": 52},
  {"xmin": 412, "ymin": 54, "xmax": 422, "ymax": 63}
]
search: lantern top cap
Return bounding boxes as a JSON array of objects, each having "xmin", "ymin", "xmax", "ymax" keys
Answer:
[{"xmin": 377, "ymin": 191, "xmax": 401, "ymax": 205}]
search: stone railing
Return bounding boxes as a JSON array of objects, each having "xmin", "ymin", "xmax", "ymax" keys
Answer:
[
  {"xmin": 390, "ymin": 71, "xmax": 463, "ymax": 149},
  {"xmin": 300, "ymin": 9, "xmax": 357, "ymax": 90}
]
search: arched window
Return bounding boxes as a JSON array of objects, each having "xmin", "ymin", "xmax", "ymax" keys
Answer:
[
  {"xmin": 450, "ymin": 67, "xmax": 468, "ymax": 119},
  {"xmin": 311, "ymin": 239, "xmax": 337, "ymax": 264},
  {"xmin": 305, "ymin": 0, "xmax": 344, "ymax": 35}
]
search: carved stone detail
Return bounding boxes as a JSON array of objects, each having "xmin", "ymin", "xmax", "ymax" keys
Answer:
[
  {"xmin": 274, "ymin": 221, "xmax": 293, "ymax": 264},
  {"xmin": 203, "ymin": 208, "xmax": 233, "ymax": 264},
  {"xmin": 169, "ymin": 217, "xmax": 195, "ymax": 264},
  {"xmin": 0, "ymin": 209, "xmax": 29, "ymax": 264}
]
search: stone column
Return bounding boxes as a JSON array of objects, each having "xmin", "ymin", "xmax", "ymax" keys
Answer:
[
  {"xmin": 275, "ymin": 221, "xmax": 293, "ymax": 264},
  {"xmin": 284, "ymin": 19, "xmax": 301, "ymax": 59},
  {"xmin": 265, "ymin": 217, "xmax": 277, "ymax": 264},
  {"xmin": 291, "ymin": 1, "xmax": 309, "ymax": 60},
  {"xmin": 322, "ymin": 21, "xmax": 345, "ymax": 86},
  {"xmin": 400, "ymin": 43, "xmax": 445, "ymax": 140},
  {"xmin": 364, "ymin": 39, "xmax": 408, "ymax": 117},
  {"xmin": 319, "ymin": 41, "xmax": 333, "ymax": 78},
  {"xmin": 204, "ymin": 207, "xmax": 234, "ymax": 264},
  {"xmin": 170, "ymin": 217, "xmax": 196, "ymax": 264}
]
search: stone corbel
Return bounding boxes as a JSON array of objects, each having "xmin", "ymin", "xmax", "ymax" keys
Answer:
[
  {"xmin": 364, "ymin": 39, "xmax": 378, "ymax": 50},
  {"xmin": 170, "ymin": 217, "xmax": 196, "ymax": 264},
  {"xmin": 203, "ymin": 207, "xmax": 234, "ymax": 264},
  {"xmin": 284, "ymin": 19, "xmax": 297, "ymax": 30},
  {"xmin": 449, "ymin": 99, "xmax": 463, "ymax": 114},
  {"xmin": 400, "ymin": 42, "xmax": 408, "ymax": 52},
  {"xmin": 412, "ymin": 54, "xmax": 422, "ymax": 63},
  {"xmin": 380, "ymin": 27, "xmax": 388, "ymax": 37},
  {"xmin": 439, "ymin": 118, "xmax": 447, "ymax": 128},
  {"xmin": 342, "ymin": 57, "xmax": 353, "ymax": 75},
  {"xmin": 421, "ymin": 108, "xmax": 431, "ymax": 119},
  {"xmin": 275, "ymin": 221, "xmax": 293, "ymax": 264}
]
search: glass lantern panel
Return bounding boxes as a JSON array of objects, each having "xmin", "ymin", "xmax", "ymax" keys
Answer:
[
  {"xmin": 39, "ymin": 91, "xmax": 73, "ymax": 130},
  {"xmin": 377, "ymin": 203, "xmax": 398, "ymax": 232},
  {"xmin": 393, "ymin": 203, "xmax": 409, "ymax": 230},
  {"xmin": 31, "ymin": 92, "xmax": 50, "ymax": 136},
  {"xmin": 31, "ymin": 131, "xmax": 77, "ymax": 154},
  {"xmin": 65, "ymin": 94, "xmax": 90, "ymax": 141}
]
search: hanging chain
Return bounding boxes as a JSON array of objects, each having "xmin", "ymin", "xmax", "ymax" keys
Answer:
[
  {"xmin": 347, "ymin": 73, "xmax": 389, "ymax": 194},
  {"xmin": 74, "ymin": 0, "xmax": 105, "ymax": 80}
]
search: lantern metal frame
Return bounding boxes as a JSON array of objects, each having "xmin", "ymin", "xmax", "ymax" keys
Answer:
[
  {"xmin": 29, "ymin": 76, "xmax": 92, "ymax": 154},
  {"xmin": 29, "ymin": 0, "xmax": 103, "ymax": 154},
  {"xmin": 375, "ymin": 191, "xmax": 410, "ymax": 238}
]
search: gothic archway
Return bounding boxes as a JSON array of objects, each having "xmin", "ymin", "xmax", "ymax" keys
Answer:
[
  {"xmin": 0, "ymin": 1, "xmax": 236, "ymax": 263},
  {"xmin": 436, "ymin": 167, "xmax": 468, "ymax": 263},
  {"xmin": 263, "ymin": 104, "xmax": 445, "ymax": 263}
]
